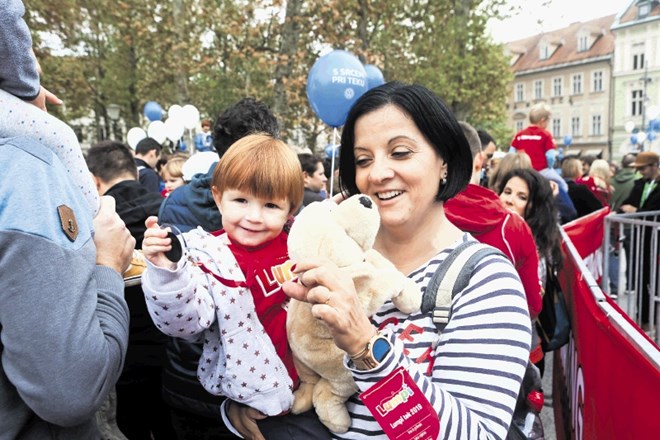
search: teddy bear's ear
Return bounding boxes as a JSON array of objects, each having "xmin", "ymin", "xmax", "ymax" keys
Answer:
[{"xmin": 335, "ymin": 195, "xmax": 380, "ymax": 251}]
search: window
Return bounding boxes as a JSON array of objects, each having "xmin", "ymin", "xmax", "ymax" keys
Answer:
[
  {"xmin": 592, "ymin": 71, "xmax": 603, "ymax": 92},
  {"xmin": 578, "ymin": 35, "xmax": 588, "ymax": 52},
  {"xmin": 552, "ymin": 118, "xmax": 561, "ymax": 138},
  {"xmin": 632, "ymin": 43, "xmax": 645, "ymax": 70},
  {"xmin": 639, "ymin": 2, "xmax": 651, "ymax": 18},
  {"xmin": 540, "ymin": 44, "xmax": 550, "ymax": 60},
  {"xmin": 591, "ymin": 115, "xmax": 602, "ymax": 136},
  {"xmin": 534, "ymin": 80, "xmax": 543, "ymax": 99},
  {"xmin": 553, "ymin": 77, "xmax": 563, "ymax": 97},
  {"xmin": 516, "ymin": 120, "xmax": 524, "ymax": 132},
  {"xmin": 571, "ymin": 117, "xmax": 581, "ymax": 137},
  {"xmin": 632, "ymin": 89, "xmax": 644, "ymax": 116},
  {"xmin": 515, "ymin": 83, "xmax": 524, "ymax": 102},
  {"xmin": 572, "ymin": 74, "xmax": 583, "ymax": 94}
]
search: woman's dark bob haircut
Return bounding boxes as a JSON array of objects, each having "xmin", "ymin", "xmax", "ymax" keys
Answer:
[{"xmin": 338, "ymin": 81, "xmax": 472, "ymax": 202}]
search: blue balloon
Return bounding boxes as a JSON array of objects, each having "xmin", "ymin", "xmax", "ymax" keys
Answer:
[
  {"xmin": 651, "ymin": 119, "xmax": 660, "ymax": 132},
  {"xmin": 306, "ymin": 50, "xmax": 369, "ymax": 127},
  {"xmin": 364, "ymin": 64, "xmax": 385, "ymax": 89},
  {"xmin": 144, "ymin": 101, "xmax": 163, "ymax": 121},
  {"xmin": 648, "ymin": 131, "xmax": 657, "ymax": 142},
  {"xmin": 563, "ymin": 135, "xmax": 572, "ymax": 146},
  {"xmin": 325, "ymin": 143, "xmax": 339, "ymax": 159},
  {"xmin": 630, "ymin": 134, "xmax": 638, "ymax": 145}
]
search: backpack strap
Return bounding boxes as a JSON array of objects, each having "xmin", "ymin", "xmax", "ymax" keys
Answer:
[{"xmin": 421, "ymin": 241, "xmax": 505, "ymax": 330}]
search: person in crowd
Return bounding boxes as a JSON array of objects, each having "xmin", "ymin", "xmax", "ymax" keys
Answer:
[
  {"xmin": 143, "ymin": 134, "xmax": 330, "ymax": 439},
  {"xmin": 85, "ymin": 141, "xmax": 173, "ymax": 439},
  {"xmin": 134, "ymin": 137, "xmax": 163, "ymax": 193},
  {"xmin": 298, "ymin": 153, "xmax": 328, "ymax": 207},
  {"xmin": 610, "ymin": 153, "xmax": 638, "ymax": 212},
  {"xmin": 562, "ymin": 157, "xmax": 603, "ymax": 218},
  {"xmin": 195, "ymin": 119, "xmax": 214, "ymax": 152},
  {"xmin": 580, "ymin": 154, "xmax": 597, "ymax": 178},
  {"xmin": 0, "ymin": 0, "xmax": 98, "ymax": 216},
  {"xmin": 281, "ymin": 82, "xmax": 531, "ymax": 439},
  {"xmin": 160, "ymin": 154, "xmax": 188, "ymax": 197},
  {"xmin": 488, "ymin": 151, "xmax": 533, "ymax": 192},
  {"xmin": 497, "ymin": 168, "xmax": 564, "ymax": 376},
  {"xmin": 477, "ymin": 129, "xmax": 497, "ymax": 187},
  {"xmin": 619, "ymin": 151, "xmax": 660, "ymax": 330},
  {"xmin": 446, "ymin": 121, "xmax": 542, "ymax": 319},
  {"xmin": 510, "ymin": 102, "xmax": 557, "ymax": 171},
  {"xmin": 1, "ymin": 134, "xmax": 134, "ymax": 437},
  {"xmin": 156, "ymin": 98, "xmax": 280, "ymax": 439},
  {"xmin": 577, "ymin": 158, "xmax": 613, "ymax": 207}
]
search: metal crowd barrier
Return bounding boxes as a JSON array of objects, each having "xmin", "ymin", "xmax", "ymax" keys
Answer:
[{"xmin": 602, "ymin": 210, "xmax": 660, "ymax": 343}]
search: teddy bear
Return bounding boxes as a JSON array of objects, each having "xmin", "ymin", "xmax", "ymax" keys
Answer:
[{"xmin": 286, "ymin": 194, "xmax": 422, "ymax": 433}]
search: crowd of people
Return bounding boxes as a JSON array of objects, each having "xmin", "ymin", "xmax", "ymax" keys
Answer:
[{"xmin": 2, "ymin": 1, "xmax": 660, "ymax": 440}]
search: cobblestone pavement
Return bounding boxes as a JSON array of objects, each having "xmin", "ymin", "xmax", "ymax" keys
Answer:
[{"xmin": 541, "ymin": 351, "xmax": 557, "ymax": 440}]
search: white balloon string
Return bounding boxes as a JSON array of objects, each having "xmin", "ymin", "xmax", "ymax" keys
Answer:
[{"xmin": 330, "ymin": 127, "xmax": 339, "ymax": 198}]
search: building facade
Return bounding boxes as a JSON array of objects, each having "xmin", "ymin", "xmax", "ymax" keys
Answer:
[
  {"xmin": 506, "ymin": 15, "xmax": 616, "ymax": 159},
  {"xmin": 611, "ymin": 0, "xmax": 660, "ymax": 157}
]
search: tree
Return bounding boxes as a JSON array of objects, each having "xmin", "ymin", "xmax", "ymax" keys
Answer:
[{"xmin": 23, "ymin": 0, "xmax": 516, "ymax": 150}]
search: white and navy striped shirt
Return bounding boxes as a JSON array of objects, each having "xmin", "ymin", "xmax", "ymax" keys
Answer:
[{"xmin": 337, "ymin": 235, "xmax": 531, "ymax": 440}]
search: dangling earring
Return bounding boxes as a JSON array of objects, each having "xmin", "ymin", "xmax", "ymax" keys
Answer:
[{"xmin": 441, "ymin": 173, "xmax": 447, "ymax": 185}]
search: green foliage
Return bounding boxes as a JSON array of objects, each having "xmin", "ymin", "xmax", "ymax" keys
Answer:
[{"xmin": 22, "ymin": 0, "xmax": 515, "ymax": 149}]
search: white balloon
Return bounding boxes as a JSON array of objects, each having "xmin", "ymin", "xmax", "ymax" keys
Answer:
[
  {"xmin": 164, "ymin": 117, "xmax": 185, "ymax": 142},
  {"xmin": 168, "ymin": 104, "xmax": 184, "ymax": 119},
  {"xmin": 182, "ymin": 104, "xmax": 200, "ymax": 130},
  {"xmin": 624, "ymin": 121, "xmax": 636, "ymax": 134},
  {"xmin": 147, "ymin": 120, "xmax": 167, "ymax": 144},
  {"xmin": 636, "ymin": 131, "xmax": 647, "ymax": 143},
  {"xmin": 126, "ymin": 127, "xmax": 147, "ymax": 149},
  {"xmin": 182, "ymin": 152, "xmax": 219, "ymax": 181}
]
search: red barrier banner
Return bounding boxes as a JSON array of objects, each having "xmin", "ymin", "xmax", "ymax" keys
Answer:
[
  {"xmin": 562, "ymin": 207, "xmax": 609, "ymax": 284},
  {"xmin": 553, "ymin": 220, "xmax": 660, "ymax": 440}
]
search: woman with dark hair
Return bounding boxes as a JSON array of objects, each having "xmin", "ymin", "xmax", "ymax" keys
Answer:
[
  {"xmin": 498, "ymin": 168, "xmax": 563, "ymax": 273},
  {"xmin": 283, "ymin": 82, "xmax": 531, "ymax": 439},
  {"xmin": 498, "ymin": 168, "xmax": 563, "ymax": 376}
]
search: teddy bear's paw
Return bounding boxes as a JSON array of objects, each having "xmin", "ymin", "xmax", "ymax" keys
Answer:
[
  {"xmin": 316, "ymin": 402, "xmax": 351, "ymax": 434},
  {"xmin": 291, "ymin": 383, "xmax": 314, "ymax": 414}
]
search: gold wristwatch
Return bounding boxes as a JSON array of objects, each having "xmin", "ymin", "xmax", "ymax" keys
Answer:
[{"xmin": 350, "ymin": 331, "xmax": 392, "ymax": 370}]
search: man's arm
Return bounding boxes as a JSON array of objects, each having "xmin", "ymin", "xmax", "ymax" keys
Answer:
[{"xmin": 0, "ymin": 0, "xmax": 40, "ymax": 100}]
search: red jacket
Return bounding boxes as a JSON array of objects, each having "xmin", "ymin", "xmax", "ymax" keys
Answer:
[{"xmin": 445, "ymin": 184, "xmax": 542, "ymax": 318}]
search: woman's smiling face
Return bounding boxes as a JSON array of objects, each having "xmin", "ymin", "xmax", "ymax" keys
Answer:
[{"xmin": 353, "ymin": 104, "xmax": 447, "ymax": 231}]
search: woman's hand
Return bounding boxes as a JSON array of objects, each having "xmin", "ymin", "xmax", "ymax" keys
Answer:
[
  {"xmin": 283, "ymin": 259, "xmax": 376, "ymax": 356},
  {"xmin": 227, "ymin": 401, "xmax": 267, "ymax": 440},
  {"xmin": 142, "ymin": 216, "xmax": 177, "ymax": 269}
]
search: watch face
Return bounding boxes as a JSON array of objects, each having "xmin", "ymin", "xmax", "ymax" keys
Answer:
[{"xmin": 372, "ymin": 337, "xmax": 391, "ymax": 362}]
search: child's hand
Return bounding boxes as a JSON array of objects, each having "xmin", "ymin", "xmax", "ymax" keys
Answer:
[
  {"xmin": 28, "ymin": 86, "xmax": 63, "ymax": 112},
  {"xmin": 143, "ymin": 216, "xmax": 177, "ymax": 269}
]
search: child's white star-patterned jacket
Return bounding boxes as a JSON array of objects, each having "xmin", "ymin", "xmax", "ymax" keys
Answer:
[{"xmin": 142, "ymin": 227, "xmax": 294, "ymax": 416}]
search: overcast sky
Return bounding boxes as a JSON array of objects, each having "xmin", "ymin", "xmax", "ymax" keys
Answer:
[{"xmin": 487, "ymin": 0, "xmax": 634, "ymax": 43}]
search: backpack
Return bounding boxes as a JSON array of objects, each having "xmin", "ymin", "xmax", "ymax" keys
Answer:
[{"xmin": 421, "ymin": 240, "xmax": 545, "ymax": 440}]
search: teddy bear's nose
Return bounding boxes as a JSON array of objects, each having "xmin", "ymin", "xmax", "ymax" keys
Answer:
[{"xmin": 359, "ymin": 196, "xmax": 372, "ymax": 209}]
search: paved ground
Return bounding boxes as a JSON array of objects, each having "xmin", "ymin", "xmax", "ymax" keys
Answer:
[{"xmin": 541, "ymin": 351, "xmax": 557, "ymax": 440}]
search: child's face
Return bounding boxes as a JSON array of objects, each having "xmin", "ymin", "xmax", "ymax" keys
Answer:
[
  {"xmin": 163, "ymin": 173, "xmax": 185, "ymax": 192},
  {"xmin": 213, "ymin": 188, "xmax": 290, "ymax": 247}
]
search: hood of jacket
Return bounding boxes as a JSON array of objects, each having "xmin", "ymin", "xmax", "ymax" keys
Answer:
[
  {"xmin": 185, "ymin": 166, "xmax": 222, "ymax": 231},
  {"xmin": 105, "ymin": 180, "xmax": 163, "ymax": 248},
  {"xmin": 612, "ymin": 168, "xmax": 636, "ymax": 185},
  {"xmin": 445, "ymin": 183, "xmax": 510, "ymax": 234}
]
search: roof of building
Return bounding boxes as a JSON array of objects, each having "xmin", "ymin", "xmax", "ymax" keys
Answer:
[
  {"xmin": 507, "ymin": 14, "xmax": 616, "ymax": 74},
  {"xmin": 617, "ymin": 1, "xmax": 660, "ymax": 26}
]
